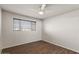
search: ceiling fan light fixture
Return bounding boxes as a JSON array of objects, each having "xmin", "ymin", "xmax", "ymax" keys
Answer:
[{"xmin": 38, "ymin": 11, "xmax": 44, "ymax": 15}]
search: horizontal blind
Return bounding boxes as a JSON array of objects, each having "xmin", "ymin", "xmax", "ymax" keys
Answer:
[
  {"xmin": 13, "ymin": 19, "xmax": 20, "ymax": 31},
  {"xmin": 13, "ymin": 18, "xmax": 36, "ymax": 31}
]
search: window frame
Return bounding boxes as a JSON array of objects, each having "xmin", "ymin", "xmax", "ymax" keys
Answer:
[{"xmin": 13, "ymin": 18, "xmax": 36, "ymax": 31}]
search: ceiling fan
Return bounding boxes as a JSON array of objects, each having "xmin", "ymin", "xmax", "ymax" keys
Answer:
[{"xmin": 38, "ymin": 4, "xmax": 46, "ymax": 15}]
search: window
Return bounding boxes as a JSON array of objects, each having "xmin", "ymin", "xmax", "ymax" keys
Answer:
[
  {"xmin": 21, "ymin": 20, "xmax": 32, "ymax": 31},
  {"xmin": 13, "ymin": 19, "xmax": 20, "ymax": 31},
  {"xmin": 13, "ymin": 18, "xmax": 36, "ymax": 31}
]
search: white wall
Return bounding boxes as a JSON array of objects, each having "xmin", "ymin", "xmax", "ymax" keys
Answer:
[
  {"xmin": 43, "ymin": 9, "xmax": 79, "ymax": 52},
  {"xmin": 0, "ymin": 8, "xmax": 2, "ymax": 53},
  {"xmin": 2, "ymin": 10, "xmax": 42, "ymax": 49}
]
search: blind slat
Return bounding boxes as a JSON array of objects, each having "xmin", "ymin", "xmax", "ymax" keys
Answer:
[{"xmin": 13, "ymin": 18, "xmax": 36, "ymax": 31}]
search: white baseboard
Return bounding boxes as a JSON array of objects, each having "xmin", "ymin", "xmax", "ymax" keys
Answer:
[
  {"xmin": 43, "ymin": 39, "xmax": 79, "ymax": 53},
  {"xmin": 2, "ymin": 39, "xmax": 42, "ymax": 49}
]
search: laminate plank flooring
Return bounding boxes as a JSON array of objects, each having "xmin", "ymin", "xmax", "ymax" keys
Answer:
[{"xmin": 2, "ymin": 40, "xmax": 78, "ymax": 54}]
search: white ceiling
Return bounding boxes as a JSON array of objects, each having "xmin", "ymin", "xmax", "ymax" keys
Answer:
[{"xmin": 0, "ymin": 4, "xmax": 79, "ymax": 19}]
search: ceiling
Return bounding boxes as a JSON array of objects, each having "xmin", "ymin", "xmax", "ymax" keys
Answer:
[{"xmin": 0, "ymin": 4, "xmax": 79, "ymax": 19}]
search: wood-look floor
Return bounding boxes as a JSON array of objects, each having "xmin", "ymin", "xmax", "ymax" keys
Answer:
[{"xmin": 2, "ymin": 40, "xmax": 78, "ymax": 54}]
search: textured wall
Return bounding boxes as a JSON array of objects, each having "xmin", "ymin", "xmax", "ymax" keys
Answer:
[
  {"xmin": 2, "ymin": 11, "xmax": 42, "ymax": 48},
  {"xmin": 43, "ymin": 9, "xmax": 79, "ymax": 52}
]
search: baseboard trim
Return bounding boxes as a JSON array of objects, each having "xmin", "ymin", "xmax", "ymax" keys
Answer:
[
  {"xmin": 2, "ymin": 40, "xmax": 42, "ymax": 50},
  {"xmin": 43, "ymin": 40, "xmax": 79, "ymax": 53},
  {"xmin": 2, "ymin": 40, "xmax": 78, "ymax": 54}
]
